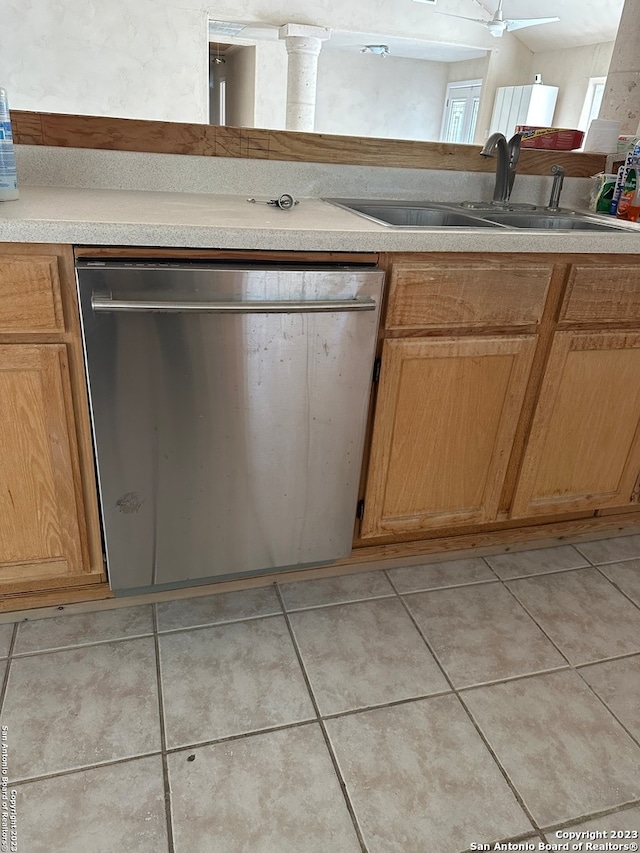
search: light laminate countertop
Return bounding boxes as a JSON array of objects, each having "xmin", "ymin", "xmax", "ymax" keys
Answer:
[{"xmin": 1, "ymin": 186, "xmax": 640, "ymax": 253}]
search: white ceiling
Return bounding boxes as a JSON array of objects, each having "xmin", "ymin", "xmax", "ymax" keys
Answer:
[
  {"xmin": 474, "ymin": 0, "xmax": 624, "ymax": 52},
  {"xmin": 209, "ymin": 0, "xmax": 625, "ymax": 65},
  {"xmin": 325, "ymin": 30, "xmax": 487, "ymax": 62}
]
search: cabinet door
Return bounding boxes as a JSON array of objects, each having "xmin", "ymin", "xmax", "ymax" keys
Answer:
[
  {"xmin": 0, "ymin": 345, "xmax": 86, "ymax": 583},
  {"xmin": 361, "ymin": 335, "xmax": 536, "ymax": 538},
  {"xmin": 511, "ymin": 330, "xmax": 640, "ymax": 518}
]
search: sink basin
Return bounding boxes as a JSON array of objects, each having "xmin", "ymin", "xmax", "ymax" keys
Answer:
[
  {"xmin": 480, "ymin": 211, "xmax": 630, "ymax": 231},
  {"xmin": 332, "ymin": 202, "xmax": 500, "ymax": 228},
  {"xmin": 327, "ymin": 198, "xmax": 637, "ymax": 232}
]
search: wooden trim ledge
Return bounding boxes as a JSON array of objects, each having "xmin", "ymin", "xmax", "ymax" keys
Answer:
[{"xmin": 12, "ymin": 111, "xmax": 607, "ymax": 177}]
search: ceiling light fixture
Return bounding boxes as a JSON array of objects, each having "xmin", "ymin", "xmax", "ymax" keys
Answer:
[
  {"xmin": 361, "ymin": 44, "xmax": 390, "ymax": 56},
  {"xmin": 208, "ymin": 20, "xmax": 246, "ymax": 37}
]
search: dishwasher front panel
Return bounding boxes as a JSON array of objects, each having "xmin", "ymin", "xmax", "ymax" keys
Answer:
[{"xmin": 76, "ymin": 263, "xmax": 383, "ymax": 592}]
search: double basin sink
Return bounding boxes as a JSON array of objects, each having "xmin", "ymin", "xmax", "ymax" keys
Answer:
[{"xmin": 326, "ymin": 199, "xmax": 636, "ymax": 232}]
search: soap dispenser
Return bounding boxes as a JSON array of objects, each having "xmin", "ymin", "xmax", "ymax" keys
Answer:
[{"xmin": 0, "ymin": 88, "xmax": 19, "ymax": 201}]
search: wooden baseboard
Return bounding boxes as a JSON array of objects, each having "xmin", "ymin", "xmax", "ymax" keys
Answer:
[{"xmin": 3, "ymin": 513, "xmax": 640, "ymax": 621}]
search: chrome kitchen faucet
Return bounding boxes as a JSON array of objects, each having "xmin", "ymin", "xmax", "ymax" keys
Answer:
[{"xmin": 480, "ymin": 132, "xmax": 523, "ymax": 206}]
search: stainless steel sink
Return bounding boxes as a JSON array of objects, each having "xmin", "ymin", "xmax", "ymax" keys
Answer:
[
  {"xmin": 334, "ymin": 202, "xmax": 502, "ymax": 229},
  {"xmin": 326, "ymin": 198, "xmax": 636, "ymax": 232},
  {"xmin": 479, "ymin": 211, "xmax": 630, "ymax": 231}
]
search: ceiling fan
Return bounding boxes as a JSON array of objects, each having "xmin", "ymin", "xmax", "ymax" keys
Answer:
[{"xmin": 437, "ymin": 0, "xmax": 560, "ymax": 38}]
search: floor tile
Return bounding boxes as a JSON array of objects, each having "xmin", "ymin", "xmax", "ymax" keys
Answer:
[
  {"xmin": 289, "ymin": 598, "xmax": 448, "ymax": 715},
  {"xmin": 0, "ymin": 623, "xmax": 14, "ymax": 658},
  {"xmin": 598, "ymin": 559, "xmax": 640, "ymax": 607},
  {"xmin": 506, "ymin": 569, "xmax": 640, "ymax": 664},
  {"xmin": 405, "ymin": 584, "xmax": 566, "ymax": 688},
  {"xmin": 549, "ymin": 803, "xmax": 640, "ymax": 837},
  {"xmin": 13, "ymin": 755, "xmax": 168, "ymax": 852},
  {"xmin": 279, "ymin": 570, "xmax": 394, "ymax": 611},
  {"xmin": 463, "ymin": 670, "xmax": 640, "ymax": 827},
  {"xmin": 485, "ymin": 545, "xmax": 588, "ymax": 580},
  {"xmin": 2, "ymin": 638, "xmax": 161, "ymax": 780},
  {"xmin": 579, "ymin": 654, "xmax": 640, "ymax": 741},
  {"xmin": 159, "ymin": 616, "xmax": 315, "ymax": 749},
  {"xmin": 387, "ymin": 557, "xmax": 496, "ymax": 593},
  {"xmin": 576, "ymin": 535, "xmax": 640, "ymax": 565},
  {"xmin": 156, "ymin": 586, "xmax": 280, "ymax": 632},
  {"xmin": 14, "ymin": 605, "xmax": 153, "ymax": 654},
  {"xmin": 326, "ymin": 695, "xmax": 532, "ymax": 852},
  {"xmin": 168, "ymin": 724, "xmax": 361, "ymax": 853}
]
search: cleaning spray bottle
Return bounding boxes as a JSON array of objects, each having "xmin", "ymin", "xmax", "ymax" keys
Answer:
[{"xmin": 0, "ymin": 88, "xmax": 19, "ymax": 201}]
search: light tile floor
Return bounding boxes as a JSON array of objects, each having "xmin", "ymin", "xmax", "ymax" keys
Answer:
[{"xmin": 2, "ymin": 537, "xmax": 640, "ymax": 852}]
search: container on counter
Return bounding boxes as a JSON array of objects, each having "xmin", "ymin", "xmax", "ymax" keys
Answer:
[
  {"xmin": 515, "ymin": 126, "xmax": 584, "ymax": 151},
  {"xmin": 0, "ymin": 87, "xmax": 19, "ymax": 201},
  {"xmin": 589, "ymin": 173, "xmax": 618, "ymax": 214}
]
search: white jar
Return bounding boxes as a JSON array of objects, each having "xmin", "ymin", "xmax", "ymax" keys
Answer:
[{"xmin": 0, "ymin": 88, "xmax": 19, "ymax": 201}]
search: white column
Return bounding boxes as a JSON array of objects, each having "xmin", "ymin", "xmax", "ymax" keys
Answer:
[
  {"xmin": 278, "ymin": 23, "xmax": 330, "ymax": 132},
  {"xmin": 600, "ymin": 0, "xmax": 640, "ymax": 134}
]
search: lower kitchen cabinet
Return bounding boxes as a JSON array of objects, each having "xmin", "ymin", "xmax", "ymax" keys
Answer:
[
  {"xmin": 360, "ymin": 334, "xmax": 537, "ymax": 537},
  {"xmin": 0, "ymin": 244, "xmax": 104, "ymax": 602},
  {"xmin": 511, "ymin": 329, "xmax": 640, "ymax": 518},
  {"xmin": 0, "ymin": 345, "xmax": 88, "ymax": 585}
]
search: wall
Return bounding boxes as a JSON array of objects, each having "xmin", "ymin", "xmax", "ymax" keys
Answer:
[
  {"xmin": 528, "ymin": 42, "xmax": 614, "ymax": 129},
  {"xmin": 0, "ymin": 0, "xmax": 496, "ymax": 124},
  {"xmin": 447, "ymin": 56, "xmax": 490, "ymax": 85},
  {"xmin": 225, "ymin": 47, "xmax": 256, "ymax": 128},
  {"xmin": 0, "ymin": 0, "xmax": 616, "ymax": 142},
  {"xmin": 474, "ymin": 37, "xmax": 535, "ymax": 143},
  {"xmin": 315, "ymin": 52, "xmax": 448, "ymax": 140},
  {"xmin": 253, "ymin": 42, "xmax": 288, "ymax": 130},
  {"xmin": 0, "ymin": 0, "xmax": 209, "ymax": 122}
]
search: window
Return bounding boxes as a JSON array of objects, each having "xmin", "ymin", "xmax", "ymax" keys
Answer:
[
  {"xmin": 578, "ymin": 76, "xmax": 607, "ymax": 133},
  {"xmin": 441, "ymin": 80, "xmax": 482, "ymax": 144}
]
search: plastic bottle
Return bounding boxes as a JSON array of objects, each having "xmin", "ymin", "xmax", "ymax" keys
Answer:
[
  {"xmin": 0, "ymin": 88, "xmax": 19, "ymax": 201},
  {"xmin": 616, "ymin": 155, "xmax": 640, "ymax": 221}
]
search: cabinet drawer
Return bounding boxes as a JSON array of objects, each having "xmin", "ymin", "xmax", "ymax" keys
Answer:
[
  {"xmin": 386, "ymin": 262, "xmax": 552, "ymax": 330},
  {"xmin": 560, "ymin": 265, "xmax": 640, "ymax": 324},
  {"xmin": 0, "ymin": 255, "xmax": 64, "ymax": 333}
]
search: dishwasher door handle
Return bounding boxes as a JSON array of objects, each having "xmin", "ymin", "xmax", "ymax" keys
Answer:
[{"xmin": 91, "ymin": 295, "xmax": 377, "ymax": 314}]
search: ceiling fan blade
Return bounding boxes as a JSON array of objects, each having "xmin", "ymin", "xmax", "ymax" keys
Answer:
[
  {"xmin": 505, "ymin": 16, "xmax": 560, "ymax": 32},
  {"xmin": 434, "ymin": 11, "xmax": 492, "ymax": 25}
]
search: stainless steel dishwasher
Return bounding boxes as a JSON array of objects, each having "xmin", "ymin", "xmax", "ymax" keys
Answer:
[{"xmin": 76, "ymin": 260, "xmax": 383, "ymax": 593}]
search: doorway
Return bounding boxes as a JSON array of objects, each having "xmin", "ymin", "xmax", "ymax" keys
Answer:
[{"xmin": 441, "ymin": 79, "xmax": 482, "ymax": 144}]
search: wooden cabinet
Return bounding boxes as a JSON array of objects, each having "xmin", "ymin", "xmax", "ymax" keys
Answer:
[
  {"xmin": 0, "ymin": 245, "xmax": 104, "ymax": 602},
  {"xmin": 511, "ymin": 330, "xmax": 640, "ymax": 518},
  {"xmin": 360, "ymin": 253, "xmax": 640, "ymax": 547},
  {"xmin": 361, "ymin": 334, "xmax": 536, "ymax": 537},
  {"xmin": 360, "ymin": 256, "xmax": 552, "ymax": 539},
  {"xmin": 0, "ymin": 345, "xmax": 86, "ymax": 579}
]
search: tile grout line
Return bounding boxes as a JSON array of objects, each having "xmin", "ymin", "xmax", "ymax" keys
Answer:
[
  {"xmin": 470, "ymin": 552, "xmax": 640, "ymax": 820},
  {"xmin": 574, "ymin": 543, "xmax": 640, "ymax": 567},
  {"xmin": 593, "ymin": 565, "xmax": 640, "ymax": 614},
  {"xmin": 384, "ymin": 569, "xmax": 547, "ymax": 842},
  {"xmin": 8, "ymin": 750, "xmax": 164, "ymax": 787},
  {"xmin": 0, "ymin": 623, "xmax": 18, "ymax": 721},
  {"xmin": 152, "ymin": 604, "xmax": 176, "ymax": 853},
  {"xmin": 540, "ymin": 798, "xmax": 640, "ymax": 835},
  {"xmin": 572, "ymin": 669, "xmax": 640, "ymax": 752},
  {"xmin": 489, "ymin": 561, "xmax": 640, "ymax": 680},
  {"xmin": 481, "ymin": 567, "xmax": 640, "ymax": 782},
  {"xmin": 11, "ymin": 630, "xmax": 157, "ymax": 659},
  {"xmin": 274, "ymin": 583, "xmax": 370, "ymax": 853}
]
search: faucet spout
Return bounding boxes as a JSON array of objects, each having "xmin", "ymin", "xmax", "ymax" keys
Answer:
[
  {"xmin": 480, "ymin": 132, "xmax": 523, "ymax": 205},
  {"xmin": 481, "ymin": 133, "xmax": 510, "ymax": 204}
]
